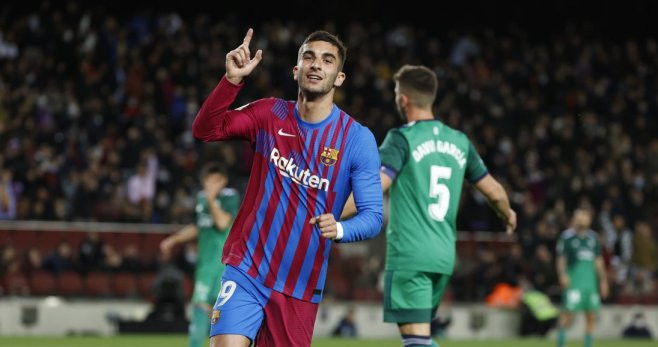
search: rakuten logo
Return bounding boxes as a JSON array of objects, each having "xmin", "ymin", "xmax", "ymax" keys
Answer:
[{"xmin": 269, "ymin": 148, "xmax": 329, "ymax": 192}]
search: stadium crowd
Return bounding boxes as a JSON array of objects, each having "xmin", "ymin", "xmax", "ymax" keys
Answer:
[{"xmin": 1, "ymin": 3, "xmax": 657, "ymax": 303}]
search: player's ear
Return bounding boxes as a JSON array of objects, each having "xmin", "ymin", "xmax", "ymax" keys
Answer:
[
  {"xmin": 333, "ymin": 71, "xmax": 346, "ymax": 87},
  {"xmin": 292, "ymin": 66, "xmax": 299, "ymax": 81}
]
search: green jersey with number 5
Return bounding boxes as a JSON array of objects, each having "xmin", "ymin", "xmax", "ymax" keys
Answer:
[{"xmin": 379, "ymin": 120, "xmax": 488, "ymax": 274}]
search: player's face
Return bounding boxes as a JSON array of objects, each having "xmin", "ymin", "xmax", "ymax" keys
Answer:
[
  {"xmin": 573, "ymin": 210, "xmax": 592, "ymax": 229},
  {"xmin": 293, "ymin": 41, "xmax": 345, "ymax": 98}
]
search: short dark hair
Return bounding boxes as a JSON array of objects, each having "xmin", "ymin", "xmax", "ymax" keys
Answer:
[
  {"xmin": 299, "ymin": 31, "xmax": 347, "ymax": 71},
  {"xmin": 200, "ymin": 162, "xmax": 227, "ymax": 179},
  {"xmin": 393, "ymin": 65, "xmax": 438, "ymax": 108}
]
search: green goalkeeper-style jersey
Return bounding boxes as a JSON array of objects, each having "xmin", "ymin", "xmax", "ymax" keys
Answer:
[
  {"xmin": 195, "ymin": 188, "xmax": 240, "ymax": 279},
  {"xmin": 379, "ymin": 120, "xmax": 488, "ymax": 274},
  {"xmin": 556, "ymin": 228, "xmax": 601, "ymax": 291}
]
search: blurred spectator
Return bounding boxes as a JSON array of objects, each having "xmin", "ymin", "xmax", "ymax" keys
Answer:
[
  {"xmin": 601, "ymin": 210, "xmax": 633, "ymax": 292},
  {"xmin": 42, "ymin": 242, "xmax": 75, "ymax": 275},
  {"xmin": 529, "ymin": 244, "xmax": 560, "ymax": 298},
  {"xmin": 0, "ymin": 169, "xmax": 17, "ymax": 220},
  {"xmin": 121, "ymin": 243, "xmax": 145, "ymax": 272},
  {"xmin": 332, "ymin": 307, "xmax": 358, "ymax": 337},
  {"xmin": 622, "ymin": 313, "xmax": 653, "ymax": 339},
  {"xmin": 78, "ymin": 232, "xmax": 104, "ymax": 273},
  {"xmin": 629, "ymin": 222, "xmax": 656, "ymax": 295},
  {"xmin": 22, "ymin": 247, "xmax": 43, "ymax": 276},
  {"xmin": 126, "ymin": 150, "xmax": 158, "ymax": 222},
  {"xmin": 0, "ymin": 245, "xmax": 21, "ymax": 274},
  {"xmin": 101, "ymin": 244, "xmax": 123, "ymax": 273}
]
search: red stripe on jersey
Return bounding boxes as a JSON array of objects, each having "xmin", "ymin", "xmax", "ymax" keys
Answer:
[
  {"xmin": 303, "ymin": 115, "xmax": 353, "ymax": 300},
  {"xmin": 264, "ymin": 128, "xmax": 320, "ymax": 288},
  {"xmin": 223, "ymin": 155, "xmax": 267, "ymax": 266},
  {"xmin": 247, "ymin": 168, "xmax": 283, "ymax": 278},
  {"xmin": 283, "ymin": 122, "xmax": 334, "ymax": 294}
]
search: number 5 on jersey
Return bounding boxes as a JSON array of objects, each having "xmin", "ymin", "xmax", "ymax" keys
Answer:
[
  {"xmin": 217, "ymin": 280, "xmax": 237, "ymax": 306},
  {"xmin": 428, "ymin": 165, "xmax": 452, "ymax": 221}
]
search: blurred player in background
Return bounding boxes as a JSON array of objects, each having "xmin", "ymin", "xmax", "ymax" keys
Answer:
[
  {"xmin": 343, "ymin": 65, "xmax": 516, "ymax": 347},
  {"xmin": 192, "ymin": 28, "xmax": 383, "ymax": 346},
  {"xmin": 556, "ymin": 207, "xmax": 609, "ymax": 347},
  {"xmin": 160, "ymin": 162, "xmax": 240, "ymax": 347}
]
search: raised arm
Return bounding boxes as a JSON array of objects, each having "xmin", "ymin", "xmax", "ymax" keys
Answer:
[{"xmin": 192, "ymin": 28, "xmax": 265, "ymax": 142}]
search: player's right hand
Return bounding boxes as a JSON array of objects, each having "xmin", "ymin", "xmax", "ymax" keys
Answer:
[
  {"xmin": 225, "ymin": 28, "xmax": 263, "ymax": 85},
  {"xmin": 559, "ymin": 274, "xmax": 570, "ymax": 289},
  {"xmin": 505, "ymin": 209, "xmax": 517, "ymax": 235}
]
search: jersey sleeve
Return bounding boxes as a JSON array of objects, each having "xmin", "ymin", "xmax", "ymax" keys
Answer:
[
  {"xmin": 595, "ymin": 235, "xmax": 602, "ymax": 256},
  {"xmin": 378, "ymin": 128, "xmax": 408, "ymax": 181},
  {"xmin": 339, "ymin": 126, "xmax": 383, "ymax": 243},
  {"xmin": 192, "ymin": 76, "xmax": 269, "ymax": 142},
  {"xmin": 465, "ymin": 139, "xmax": 488, "ymax": 183}
]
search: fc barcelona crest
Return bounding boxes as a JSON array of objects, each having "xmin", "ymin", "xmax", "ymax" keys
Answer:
[
  {"xmin": 210, "ymin": 309, "xmax": 221, "ymax": 324},
  {"xmin": 320, "ymin": 147, "xmax": 339, "ymax": 166}
]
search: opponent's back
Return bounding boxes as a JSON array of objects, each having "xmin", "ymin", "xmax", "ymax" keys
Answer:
[{"xmin": 382, "ymin": 120, "xmax": 488, "ymax": 274}]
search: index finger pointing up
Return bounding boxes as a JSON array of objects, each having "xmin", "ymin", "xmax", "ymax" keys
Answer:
[{"xmin": 243, "ymin": 28, "xmax": 254, "ymax": 45}]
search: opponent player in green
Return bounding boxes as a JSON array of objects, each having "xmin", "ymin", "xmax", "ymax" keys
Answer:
[
  {"xmin": 556, "ymin": 207, "xmax": 609, "ymax": 347},
  {"xmin": 343, "ymin": 65, "xmax": 516, "ymax": 347},
  {"xmin": 160, "ymin": 162, "xmax": 240, "ymax": 347}
]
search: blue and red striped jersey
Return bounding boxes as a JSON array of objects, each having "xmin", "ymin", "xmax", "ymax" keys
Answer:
[{"xmin": 193, "ymin": 77, "xmax": 383, "ymax": 303}]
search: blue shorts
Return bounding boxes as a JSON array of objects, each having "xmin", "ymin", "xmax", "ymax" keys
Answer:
[{"xmin": 209, "ymin": 265, "xmax": 319, "ymax": 346}]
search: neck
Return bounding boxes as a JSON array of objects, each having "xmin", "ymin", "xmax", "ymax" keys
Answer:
[
  {"xmin": 576, "ymin": 227, "xmax": 588, "ymax": 235},
  {"xmin": 405, "ymin": 105, "xmax": 434, "ymax": 123},
  {"xmin": 297, "ymin": 90, "xmax": 335, "ymax": 123}
]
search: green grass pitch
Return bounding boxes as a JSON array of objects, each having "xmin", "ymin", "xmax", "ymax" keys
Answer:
[{"xmin": 0, "ymin": 336, "xmax": 655, "ymax": 347}]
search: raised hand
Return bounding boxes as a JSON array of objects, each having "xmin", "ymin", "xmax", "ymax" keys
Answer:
[{"xmin": 226, "ymin": 28, "xmax": 263, "ymax": 85}]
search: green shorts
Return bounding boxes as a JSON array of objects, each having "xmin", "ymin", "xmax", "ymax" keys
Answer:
[
  {"xmin": 563, "ymin": 288, "xmax": 600, "ymax": 312},
  {"xmin": 192, "ymin": 263, "xmax": 225, "ymax": 306},
  {"xmin": 383, "ymin": 270, "xmax": 451, "ymax": 323}
]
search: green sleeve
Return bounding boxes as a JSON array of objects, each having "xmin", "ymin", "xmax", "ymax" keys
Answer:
[
  {"xmin": 595, "ymin": 236, "xmax": 602, "ymax": 256},
  {"xmin": 465, "ymin": 139, "xmax": 488, "ymax": 183},
  {"xmin": 378, "ymin": 129, "xmax": 408, "ymax": 178}
]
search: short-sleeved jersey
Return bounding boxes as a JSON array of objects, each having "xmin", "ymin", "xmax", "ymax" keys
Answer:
[
  {"xmin": 556, "ymin": 229, "xmax": 601, "ymax": 291},
  {"xmin": 379, "ymin": 120, "xmax": 488, "ymax": 274},
  {"xmin": 195, "ymin": 188, "xmax": 241, "ymax": 279},
  {"xmin": 192, "ymin": 77, "xmax": 383, "ymax": 303}
]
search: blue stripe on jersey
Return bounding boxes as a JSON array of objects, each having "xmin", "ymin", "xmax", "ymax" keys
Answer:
[
  {"xmin": 291, "ymin": 117, "xmax": 341, "ymax": 296},
  {"xmin": 255, "ymin": 130, "xmax": 276, "ymax": 156},
  {"xmin": 292, "ymin": 221, "xmax": 321, "ymax": 298},
  {"xmin": 256, "ymin": 166, "xmax": 294, "ymax": 281},
  {"xmin": 314, "ymin": 238, "xmax": 332, "ymax": 300},
  {"xmin": 239, "ymin": 160, "xmax": 276, "ymax": 270},
  {"xmin": 273, "ymin": 129, "xmax": 319, "ymax": 292},
  {"xmin": 271, "ymin": 99, "xmax": 288, "ymax": 120}
]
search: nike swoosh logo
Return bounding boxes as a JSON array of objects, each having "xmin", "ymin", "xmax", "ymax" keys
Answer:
[{"xmin": 277, "ymin": 129, "xmax": 296, "ymax": 137}]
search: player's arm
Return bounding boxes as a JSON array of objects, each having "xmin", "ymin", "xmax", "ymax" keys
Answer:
[
  {"xmin": 205, "ymin": 175, "xmax": 234, "ymax": 230},
  {"xmin": 595, "ymin": 236, "xmax": 609, "ymax": 299},
  {"xmin": 556, "ymin": 254, "xmax": 570, "ymax": 289},
  {"xmin": 340, "ymin": 128, "xmax": 404, "ymax": 220},
  {"xmin": 316, "ymin": 128, "xmax": 383, "ymax": 242},
  {"xmin": 192, "ymin": 28, "xmax": 264, "ymax": 142},
  {"xmin": 473, "ymin": 175, "xmax": 517, "ymax": 234},
  {"xmin": 340, "ymin": 171, "xmax": 392, "ymax": 219},
  {"xmin": 160, "ymin": 224, "xmax": 199, "ymax": 258}
]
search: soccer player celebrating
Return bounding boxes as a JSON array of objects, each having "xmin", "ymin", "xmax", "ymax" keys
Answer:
[
  {"xmin": 343, "ymin": 65, "xmax": 516, "ymax": 347},
  {"xmin": 556, "ymin": 207, "xmax": 609, "ymax": 347},
  {"xmin": 192, "ymin": 29, "xmax": 383, "ymax": 347},
  {"xmin": 159, "ymin": 163, "xmax": 240, "ymax": 347}
]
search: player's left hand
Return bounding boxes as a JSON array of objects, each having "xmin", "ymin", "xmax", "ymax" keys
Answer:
[
  {"xmin": 310, "ymin": 213, "xmax": 338, "ymax": 240},
  {"xmin": 505, "ymin": 209, "xmax": 517, "ymax": 235}
]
